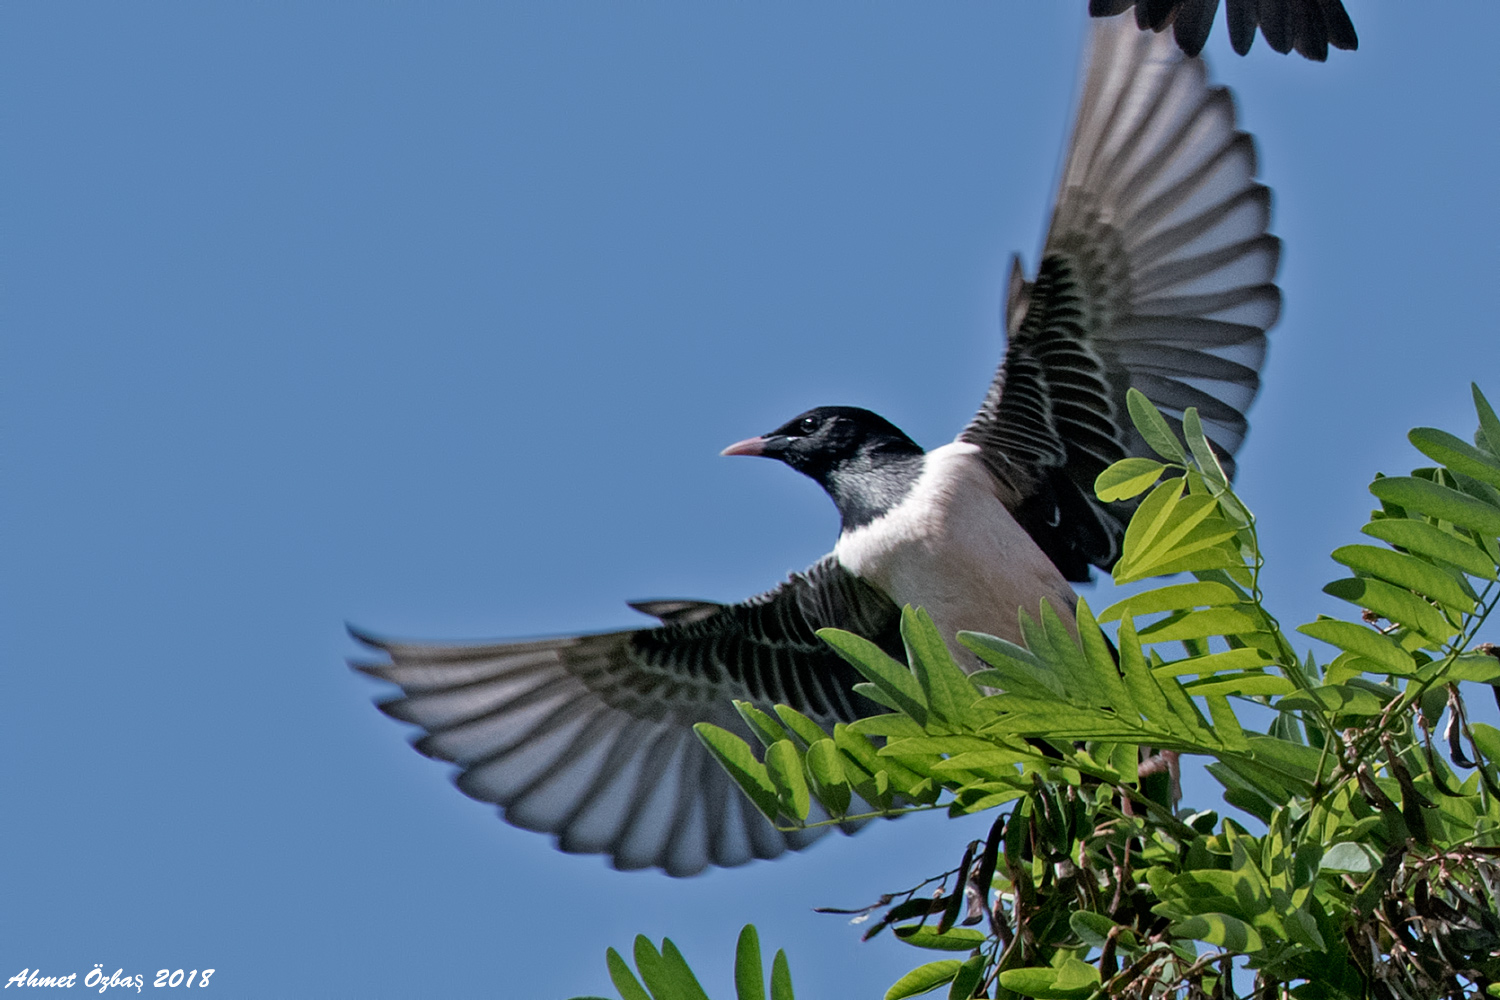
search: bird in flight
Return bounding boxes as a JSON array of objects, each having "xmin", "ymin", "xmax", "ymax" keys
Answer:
[
  {"xmin": 1091, "ymin": 0, "xmax": 1357, "ymax": 60},
  {"xmin": 352, "ymin": 15, "xmax": 1281, "ymax": 877}
]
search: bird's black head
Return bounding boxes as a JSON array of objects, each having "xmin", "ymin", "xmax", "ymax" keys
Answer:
[{"xmin": 722, "ymin": 406, "xmax": 926, "ymax": 530}]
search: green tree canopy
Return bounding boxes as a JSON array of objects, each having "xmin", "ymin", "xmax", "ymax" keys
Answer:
[{"xmin": 578, "ymin": 386, "xmax": 1500, "ymax": 1000}]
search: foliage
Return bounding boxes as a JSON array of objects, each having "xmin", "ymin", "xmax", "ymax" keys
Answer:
[
  {"xmin": 575, "ymin": 386, "xmax": 1500, "ymax": 999},
  {"xmin": 570, "ymin": 925, "xmax": 796, "ymax": 1000}
]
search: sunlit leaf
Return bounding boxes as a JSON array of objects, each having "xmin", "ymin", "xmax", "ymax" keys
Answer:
[
  {"xmin": 1370, "ymin": 476, "xmax": 1500, "ymax": 538},
  {"xmin": 1156, "ymin": 646, "xmax": 1277, "ymax": 677},
  {"xmin": 735, "ymin": 703, "xmax": 792, "ymax": 751},
  {"xmin": 765, "ymin": 740, "xmax": 810, "ymax": 822},
  {"xmin": 1322, "ymin": 576, "xmax": 1458, "ymax": 646},
  {"xmin": 1098, "ymin": 580, "xmax": 1244, "ymax": 622},
  {"xmin": 1172, "ymin": 913, "xmax": 1263, "ymax": 952},
  {"xmin": 947, "ymin": 955, "xmax": 986, "ymax": 1000},
  {"xmin": 694, "ymin": 723, "xmax": 782, "ymax": 821},
  {"xmin": 885, "ymin": 960, "xmax": 962, "ymax": 1000},
  {"xmin": 820, "ymin": 627, "xmax": 928, "ymax": 726},
  {"xmin": 1069, "ymin": 910, "xmax": 1124, "ymax": 948},
  {"xmin": 903, "ymin": 606, "xmax": 979, "ymax": 730},
  {"xmin": 1095, "ymin": 456, "xmax": 1166, "ymax": 502},
  {"xmin": 770, "ymin": 950, "xmax": 794, "ymax": 1000},
  {"xmin": 1330, "ymin": 544, "xmax": 1475, "ymax": 613},
  {"xmin": 1361, "ymin": 517, "xmax": 1497, "ymax": 580},
  {"xmin": 1321, "ymin": 842, "xmax": 1381, "ymax": 873},
  {"xmin": 1184, "ymin": 407, "xmax": 1230, "ymax": 488},
  {"xmin": 1277, "ymin": 685, "xmax": 1385, "ymax": 717},
  {"xmin": 1180, "ymin": 671, "xmax": 1293, "ymax": 698},
  {"xmin": 1297, "ymin": 619, "xmax": 1417, "ymax": 676},
  {"xmin": 893, "ymin": 926, "xmax": 986, "ymax": 951},
  {"xmin": 1137, "ymin": 606, "xmax": 1264, "ymax": 643},
  {"xmin": 735, "ymin": 926, "xmax": 765, "ymax": 1000},
  {"xmin": 605, "ymin": 948, "xmax": 652, "ymax": 1000},
  {"xmin": 1474, "ymin": 384, "xmax": 1500, "ymax": 457},
  {"xmin": 1128, "ymin": 386, "xmax": 1187, "ymax": 463},
  {"xmin": 1411, "ymin": 426, "xmax": 1500, "ymax": 491},
  {"xmin": 804, "ymin": 738, "xmax": 851, "ymax": 816},
  {"xmin": 996, "ymin": 966, "xmax": 1093, "ymax": 1000}
]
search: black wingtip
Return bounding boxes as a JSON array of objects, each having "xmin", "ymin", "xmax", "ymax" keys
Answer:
[{"xmin": 346, "ymin": 622, "xmax": 389, "ymax": 649}]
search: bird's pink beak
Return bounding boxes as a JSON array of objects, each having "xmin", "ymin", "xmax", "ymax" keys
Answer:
[{"xmin": 720, "ymin": 436, "xmax": 768, "ymax": 457}]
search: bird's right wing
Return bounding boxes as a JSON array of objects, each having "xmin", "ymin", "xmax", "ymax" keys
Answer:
[
  {"xmin": 350, "ymin": 555, "xmax": 900, "ymax": 877},
  {"xmin": 962, "ymin": 15, "xmax": 1280, "ymax": 581}
]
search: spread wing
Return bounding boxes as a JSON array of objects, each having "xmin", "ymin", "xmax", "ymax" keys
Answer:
[
  {"xmin": 1089, "ymin": 0, "xmax": 1358, "ymax": 60},
  {"xmin": 351, "ymin": 555, "xmax": 900, "ymax": 877},
  {"xmin": 961, "ymin": 15, "xmax": 1280, "ymax": 581}
]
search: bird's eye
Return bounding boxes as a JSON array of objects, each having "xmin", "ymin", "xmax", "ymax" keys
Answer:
[{"xmin": 799, "ymin": 416, "xmax": 819, "ymax": 434}]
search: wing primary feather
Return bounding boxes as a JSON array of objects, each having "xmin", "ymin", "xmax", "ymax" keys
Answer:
[{"xmin": 960, "ymin": 15, "xmax": 1280, "ymax": 580}]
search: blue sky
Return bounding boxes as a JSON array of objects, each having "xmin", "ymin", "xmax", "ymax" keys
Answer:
[{"xmin": 4, "ymin": 4, "xmax": 1498, "ymax": 997}]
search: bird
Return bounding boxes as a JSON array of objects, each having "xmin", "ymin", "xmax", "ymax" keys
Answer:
[
  {"xmin": 350, "ymin": 14, "xmax": 1281, "ymax": 877},
  {"xmin": 1089, "ymin": 0, "xmax": 1358, "ymax": 60}
]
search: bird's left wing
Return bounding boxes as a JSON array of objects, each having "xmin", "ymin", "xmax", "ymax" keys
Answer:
[
  {"xmin": 961, "ymin": 15, "xmax": 1281, "ymax": 581},
  {"xmin": 351, "ymin": 554, "xmax": 899, "ymax": 877}
]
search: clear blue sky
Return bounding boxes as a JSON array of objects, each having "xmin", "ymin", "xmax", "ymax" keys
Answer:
[{"xmin": 4, "ymin": 4, "xmax": 1498, "ymax": 997}]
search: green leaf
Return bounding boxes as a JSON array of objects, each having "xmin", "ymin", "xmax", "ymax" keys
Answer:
[
  {"xmin": 1183, "ymin": 407, "xmax": 1229, "ymax": 487},
  {"xmin": 903, "ymin": 606, "xmax": 978, "ymax": 730},
  {"xmin": 770, "ymin": 951, "xmax": 794, "ymax": 1000},
  {"xmin": 1069, "ymin": 910, "xmax": 1123, "ymax": 948},
  {"xmin": 1157, "ymin": 646, "xmax": 1276, "ymax": 677},
  {"xmin": 1128, "ymin": 387, "xmax": 1187, "ymax": 463},
  {"xmin": 631, "ymin": 937, "xmax": 713, "ymax": 1000},
  {"xmin": 1445, "ymin": 653, "xmax": 1500, "ymax": 683},
  {"xmin": 734, "ymin": 926, "xmax": 765, "ymax": 1000},
  {"xmin": 1296, "ymin": 619, "xmax": 1416, "ymax": 676},
  {"xmin": 1180, "ymin": 671, "xmax": 1293, "ymax": 698},
  {"xmin": 960, "ymin": 633, "xmax": 1061, "ymax": 701},
  {"xmin": 1321, "ymin": 842, "xmax": 1381, "ymax": 873},
  {"xmin": 1322, "ymin": 576, "xmax": 1458, "ymax": 645},
  {"xmin": 1285, "ymin": 907, "xmax": 1327, "ymax": 951},
  {"xmin": 1130, "ymin": 526, "xmax": 1246, "ymax": 578},
  {"xmin": 1370, "ymin": 476, "xmax": 1500, "ymax": 538},
  {"xmin": 1330, "ymin": 544, "xmax": 1475, "ymax": 613},
  {"xmin": 1206, "ymin": 695, "xmax": 1246, "ymax": 749},
  {"xmin": 996, "ymin": 966, "xmax": 1093, "ymax": 1000},
  {"xmin": 947, "ymin": 956, "xmax": 986, "ymax": 1000},
  {"xmin": 1098, "ymin": 580, "xmax": 1243, "ymax": 622},
  {"xmin": 819, "ymin": 627, "xmax": 928, "ymax": 726},
  {"xmin": 804, "ymin": 738, "xmax": 851, "ymax": 816},
  {"xmin": 1095, "ymin": 457, "xmax": 1166, "ymax": 502},
  {"xmin": 659, "ymin": 940, "xmax": 713, "ymax": 1000},
  {"xmin": 1474, "ymin": 384, "xmax": 1500, "ymax": 457},
  {"xmin": 1411, "ymin": 426, "xmax": 1500, "ymax": 491},
  {"xmin": 606, "ymin": 948, "xmax": 653, "ymax": 1000},
  {"xmin": 1277, "ymin": 685, "xmax": 1385, "ymax": 717},
  {"xmin": 1118, "ymin": 477, "xmax": 1188, "ymax": 566},
  {"xmin": 694, "ymin": 723, "xmax": 782, "ymax": 821},
  {"xmin": 735, "ymin": 703, "xmax": 792, "ymax": 750},
  {"xmin": 895, "ymin": 926, "xmax": 987, "ymax": 951},
  {"xmin": 1361, "ymin": 517, "xmax": 1497, "ymax": 580},
  {"xmin": 1470, "ymin": 723, "xmax": 1500, "ymax": 764},
  {"xmin": 1171, "ymin": 913, "xmax": 1264, "ymax": 952},
  {"xmin": 1077, "ymin": 597, "xmax": 1132, "ymax": 710},
  {"xmin": 765, "ymin": 740, "xmax": 810, "ymax": 822},
  {"xmin": 1052, "ymin": 958, "xmax": 1100, "ymax": 992},
  {"xmin": 772, "ymin": 705, "xmax": 829, "ymax": 749},
  {"xmin": 885, "ymin": 960, "xmax": 963, "ymax": 1000},
  {"xmin": 1117, "ymin": 617, "xmax": 1177, "ymax": 737},
  {"xmin": 1137, "ymin": 606, "xmax": 1264, "ymax": 643}
]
